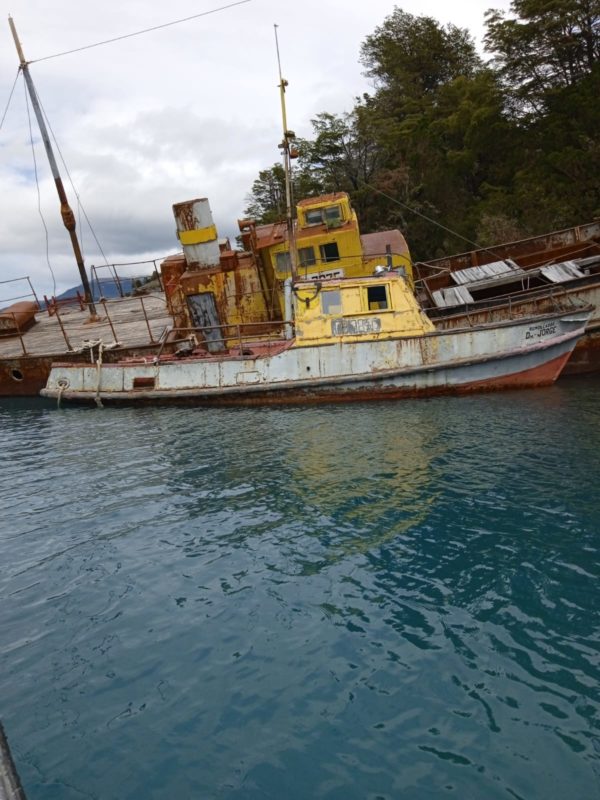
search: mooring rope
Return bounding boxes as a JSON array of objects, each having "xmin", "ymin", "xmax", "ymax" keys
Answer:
[{"xmin": 95, "ymin": 341, "xmax": 104, "ymax": 409}]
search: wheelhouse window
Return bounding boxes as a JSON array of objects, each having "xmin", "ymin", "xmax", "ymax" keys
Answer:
[
  {"xmin": 305, "ymin": 208, "xmax": 324, "ymax": 226},
  {"xmin": 304, "ymin": 204, "xmax": 343, "ymax": 226},
  {"xmin": 275, "ymin": 251, "xmax": 291, "ymax": 271},
  {"xmin": 324, "ymin": 205, "xmax": 342, "ymax": 225},
  {"xmin": 319, "ymin": 242, "xmax": 340, "ymax": 263},
  {"xmin": 366, "ymin": 285, "xmax": 388, "ymax": 310},
  {"xmin": 298, "ymin": 246, "xmax": 316, "ymax": 267},
  {"xmin": 321, "ymin": 289, "xmax": 342, "ymax": 315}
]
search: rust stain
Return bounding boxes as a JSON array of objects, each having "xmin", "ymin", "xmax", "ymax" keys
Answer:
[{"xmin": 172, "ymin": 199, "xmax": 204, "ymax": 231}]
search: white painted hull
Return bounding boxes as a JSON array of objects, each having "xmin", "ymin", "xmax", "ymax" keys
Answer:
[{"xmin": 40, "ymin": 310, "xmax": 590, "ymax": 405}]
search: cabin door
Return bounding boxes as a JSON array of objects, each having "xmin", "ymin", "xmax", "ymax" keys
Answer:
[{"xmin": 187, "ymin": 292, "xmax": 226, "ymax": 353}]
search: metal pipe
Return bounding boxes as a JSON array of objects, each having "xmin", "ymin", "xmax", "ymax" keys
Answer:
[
  {"xmin": 139, "ymin": 297, "xmax": 156, "ymax": 344},
  {"xmin": 284, "ymin": 278, "xmax": 293, "ymax": 339},
  {"xmin": 274, "ymin": 25, "xmax": 297, "ymax": 283},
  {"xmin": 9, "ymin": 313, "xmax": 28, "ymax": 355},
  {"xmin": 101, "ymin": 299, "xmax": 118, "ymax": 343},
  {"xmin": 53, "ymin": 306, "xmax": 73, "ymax": 351}
]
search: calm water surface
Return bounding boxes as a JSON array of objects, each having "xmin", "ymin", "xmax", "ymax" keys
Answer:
[{"xmin": 1, "ymin": 380, "xmax": 599, "ymax": 799}]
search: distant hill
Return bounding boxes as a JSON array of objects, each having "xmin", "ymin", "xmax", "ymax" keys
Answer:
[{"xmin": 55, "ymin": 277, "xmax": 135, "ymax": 303}]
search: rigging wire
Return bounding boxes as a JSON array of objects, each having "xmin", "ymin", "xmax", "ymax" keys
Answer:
[
  {"xmin": 358, "ymin": 180, "xmax": 521, "ymax": 271},
  {"xmin": 0, "ymin": 70, "xmax": 20, "ymax": 133},
  {"xmin": 23, "ymin": 76, "xmax": 57, "ymax": 297},
  {"xmin": 29, "ymin": 0, "xmax": 252, "ymax": 64}
]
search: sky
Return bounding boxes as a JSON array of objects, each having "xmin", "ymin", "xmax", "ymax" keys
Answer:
[{"xmin": 0, "ymin": 0, "xmax": 511, "ymax": 298}]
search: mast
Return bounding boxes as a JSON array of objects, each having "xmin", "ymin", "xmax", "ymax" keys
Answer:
[
  {"xmin": 274, "ymin": 25, "xmax": 297, "ymax": 282},
  {"xmin": 9, "ymin": 16, "xmax": 98, "ymax": 318}
]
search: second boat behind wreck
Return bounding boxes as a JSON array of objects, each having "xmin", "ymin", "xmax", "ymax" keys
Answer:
[{"xmin": 40, "ymin": 198, "xmax": 592, "ymax": 405}]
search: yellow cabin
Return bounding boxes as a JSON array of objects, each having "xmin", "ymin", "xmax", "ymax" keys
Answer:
[
  {"xmin": 293, "ymin": 274, "xmax": 434, "ymax": 347},
  {"xmin": 242, "ymin": 192, "xmax": 414, "ymax": 294},
  {"xmin": 162, "ymin": 193, "xmax": 419, "ymax": 352}
]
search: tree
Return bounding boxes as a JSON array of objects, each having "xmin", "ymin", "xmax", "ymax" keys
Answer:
[
  {"xmin": 243, "ymin": 4, "xmax": 600, "ymax": 257},
  {"xmin": 243, "ymin": 164, "xmax": 287, "ymax": 223},
  {"xmin": 485, "ymin": 0, "xmax": 600, "ymax": 113},
  {"xmin": 360, "ymin": 9, "xmax": 481, "ymax": 102}
]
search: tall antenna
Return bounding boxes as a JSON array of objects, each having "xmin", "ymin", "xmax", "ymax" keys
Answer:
[
  {"xmin": 274, "ymin": 24, "xmax": 297, "ymax": 282},
  {"xmin": 9, "ymin": 16, "xmax": 98, "ymax": 318}
]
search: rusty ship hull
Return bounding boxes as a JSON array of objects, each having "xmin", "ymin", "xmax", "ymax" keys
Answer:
[{"xmin": 40, "ymin": 308, "xmax": 590, "ymax": 406}]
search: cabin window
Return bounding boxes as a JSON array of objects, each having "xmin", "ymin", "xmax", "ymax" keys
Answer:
[
  {"xmin": 324, "ymin": 205, "xmax": 342, "ymax": 225},
  {"xmin": 320, "ymin": 242, "xmax": 340, "ymax": 263},
  {"xmin": 275, "ymin": 251, "xmax": 291, "ymax": 271},
  {"xmin": 299, "ymin": 246, "xmax": 316, "ymax": 267},
  {"xmin": 367, "ymin": 285, "xmax": 389, "ymax": 310},
  {"xmin": 305, "ymin": 208, "xmax": 324, "ymax": 226},
  {"xmin": 304, "ymin": 205, "xmax": 343, "ymax": 227},
  {"xmin": 321, "ymin": 289, "xmax": 342, "ymax": 315}
]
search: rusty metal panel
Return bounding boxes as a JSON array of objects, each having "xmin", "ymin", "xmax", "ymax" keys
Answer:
[
  {"xmin": 172, "ymin": 198, "xmax": 220, "ymax": 269},
  {"xmin": 0, "ymin": 301, "xmax": 38, "ymax": 335},
  {"xmin": 422, "ymin": 221, "xmax": 600, "ymax": 274}
]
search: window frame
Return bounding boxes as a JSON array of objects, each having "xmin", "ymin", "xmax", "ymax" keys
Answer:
[
  {"xmin": 321, "ymin": 289, "xmax": 342, "ymax": 315},
  {"xmin": 275, "ymin": 251, "xmax": 291, "ymax": 272},
  {"xmin": 365, "ymin": 284, "xmax": 390, "ymax": 312},
  {"xmin": 319, "ymin": 242, "xmax": 340, "ymax": 264},
  {"xmin": 298, "ymin": 246, "xmax": 316, "ymax": 268}
]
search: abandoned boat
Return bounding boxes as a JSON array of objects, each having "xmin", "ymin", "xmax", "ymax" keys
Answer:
[
  {"xmin": 414, "ymin": 222, "xmax": 600, "ymax": 375},
  {"xmin": 40, "ymin": 199, "xmax": 592, "ymax": 406}
]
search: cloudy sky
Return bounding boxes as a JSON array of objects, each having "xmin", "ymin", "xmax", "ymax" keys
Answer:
[{"xmin": 0, "ymin": 0, "xmax": 510, "ymax": 297}]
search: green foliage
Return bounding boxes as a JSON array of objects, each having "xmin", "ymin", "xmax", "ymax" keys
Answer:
[
  {"xmin": 243, "ymin": 163, "xmax": 286, "ymax": 223},
  {"xmin": 485, "ymin": 0, "xmax": 600, "ymax": 112},
  {"xmin": 244, "ymin": 3, "xmax": 600, "ymax": 258}
]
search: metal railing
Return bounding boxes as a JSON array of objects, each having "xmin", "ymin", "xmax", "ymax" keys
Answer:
[
  {"xmin": 153, "ymin": 320, "xmax": 292, "ymax": 361},
  {"xmin": 90, "ymin": 258, "xmax": 168, "ymax": 299},
  {"xmin": 9, "ymin": 292, "xmax": 171, "ymax": 356},
  {"xmin": 0, "ymin": 276, "xmax": 41, "ymax": 310}
]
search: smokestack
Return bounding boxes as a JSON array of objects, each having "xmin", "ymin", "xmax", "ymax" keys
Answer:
[{"xmin": 173, "ymin": 198, "xmax": 220, "ymax": 270}]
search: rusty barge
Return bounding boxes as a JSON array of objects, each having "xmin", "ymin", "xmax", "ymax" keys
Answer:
[{"xmin": 415, "ymin": 221, "xmax": 600, "ymax": 375}]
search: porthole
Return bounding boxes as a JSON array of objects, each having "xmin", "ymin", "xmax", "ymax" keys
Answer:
[{"xmin": 11, "ymin": 369, "xmax": 24, "ymax": 382}]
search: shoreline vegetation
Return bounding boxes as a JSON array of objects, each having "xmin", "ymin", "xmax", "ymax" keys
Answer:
[{"xmin": 244, "ymin": 2, "xmax": 600, "ymax": 263}]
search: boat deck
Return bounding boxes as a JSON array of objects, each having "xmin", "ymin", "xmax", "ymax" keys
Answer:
[{"xmin": 0, "ymin": 293, "xmax": 173, "ymax": 358}]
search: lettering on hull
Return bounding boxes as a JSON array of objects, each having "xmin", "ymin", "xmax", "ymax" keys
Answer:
[
  {"xmin": 332, "ymin": 317, "xmax": 382, "ymax": 336},
  {"xmin": 525, "ymin": 322, "xmax": 557, "ymax": 340}
]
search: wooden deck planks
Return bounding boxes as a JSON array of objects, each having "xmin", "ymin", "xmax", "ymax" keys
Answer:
[{"xmin": 0, "ymin": 293, "xmax": 172, "ymax": 358}]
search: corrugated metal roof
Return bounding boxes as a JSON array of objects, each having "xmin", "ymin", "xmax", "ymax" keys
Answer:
[
  {"xmin": 432, "ymin": 285, "xmax": 475, "ymax": 308},
  {"xmin": 540, "ymin": 261, "xmax": 585, "ymax": 283},
  {"xmin": 450, "ymin": 259, "xmax": 522, "ymax": 286}
]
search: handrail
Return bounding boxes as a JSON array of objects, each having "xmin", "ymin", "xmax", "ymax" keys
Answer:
[
  {"xmin": 0, "ymin": 311, "xmax": 28, "ymax": 355},
  {"xmin": 90, "ymin": 256, "xmax": 169, "ymax": 298},
  {"xmin": 161, "ymin": 320, "xmax": 292, "ymax": 356},
  {"xmin": 0, "ymin": 276, "xmax": 41, "ymax": 310}
]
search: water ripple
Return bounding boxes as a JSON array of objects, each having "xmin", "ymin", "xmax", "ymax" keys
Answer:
[{"xmin": 1, "ymin": 381, "xmax": 600, "ymax": 799}]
